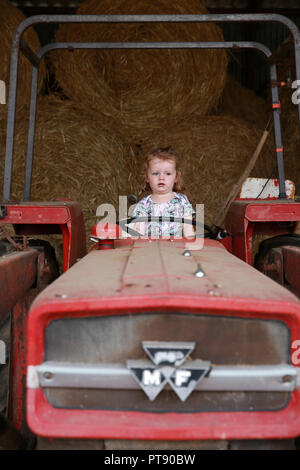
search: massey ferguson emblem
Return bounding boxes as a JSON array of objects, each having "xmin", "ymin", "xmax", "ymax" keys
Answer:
[{"xmin": 126, "ymin": 341, "xmax": 211, "ymax": 401}]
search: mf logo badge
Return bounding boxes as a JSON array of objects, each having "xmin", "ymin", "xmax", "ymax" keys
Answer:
[{"xmin": 126, "ymin": 341, "xmax": 211, "ymax": 401}]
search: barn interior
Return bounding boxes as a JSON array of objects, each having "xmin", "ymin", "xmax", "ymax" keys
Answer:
[
  {"xmin": 1, "ymin": 1, "xmax": 300, "ymax": 451},
  {"xmin": 0, "ymin": 0, "xmax": 300, "ymax": 261}
]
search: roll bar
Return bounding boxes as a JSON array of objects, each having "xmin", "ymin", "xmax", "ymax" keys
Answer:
[{"xmin": 3, "ymin": 13, "xmax": 300, "ymax": 201}]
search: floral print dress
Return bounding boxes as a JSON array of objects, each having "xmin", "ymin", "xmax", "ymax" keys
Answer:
[{"xmin": 131, "ymin": 193, "xmax": 195, "ymax": 237}]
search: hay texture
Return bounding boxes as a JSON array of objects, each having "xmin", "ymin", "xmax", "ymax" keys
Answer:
[
  {"xmin": 0, "ymin": 95, "xmax": 137, "ymax": 239},
  {"xmin": 0, "ymin": 0, "xmax": 46, "ymax": 106},
  {"xmin": 219, "ymin": 76, "xmax": 270, "ymax": 130},
  {"xmin": 50, "ymin": 0, "xmax": 227, "ymax": 141},
  {"xmin": 138, "ymin": 115, "xmax": 275, "ymax": 224},
  {"xmin": 0, "ymin": 104, "xmax": 7, "ymax": 134}
]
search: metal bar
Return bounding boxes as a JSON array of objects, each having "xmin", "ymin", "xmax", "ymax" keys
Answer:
[
  {"xmin": 24, "ymin": 65, "xmax": 39, "ymax": 202},
  {"xmin": 33, "ymin": 361, "xmax": 299, "ymax": 393},
  {"xmin": 270, "ymin": 63, "xmax": 286, "ymax": 198},
  {"xmin": 9, "ymin": 13, "xmax": 300, "ymax": 32},
  {"xmin": 38, "ymin": 41, "xmax": 272, "ymax": 54},
  {"xmin": 20, "ymin": 39, "xmax": 40, "ymax": 67},
  {"xmin": 3, "ymin": 44, "xmax": 19, "ymax": 201}
]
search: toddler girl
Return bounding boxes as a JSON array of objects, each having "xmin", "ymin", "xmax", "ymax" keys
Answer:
[{"xmin": 132, "ymin": 147, "xmax": 195, "ymax": 238}]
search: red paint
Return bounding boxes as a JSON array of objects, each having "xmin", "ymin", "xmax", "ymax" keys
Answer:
[
  {"xmin": 26, "ymin": 290, "xmax": 300, "ymax": 439},
  {"xmin": 1, "ymin": 201, "xmax": 86, "ymax": 271},
  {"xmin": 3, "ymin": 198, "xmax": 300, "ymax": 441},
  {"xmin": 8, "ymin": 289, "xmax": 37, "ymax": 435},
  {"xmin": 0, "ymin": 250, "xmax": 38, "ymax": 320},
  {"xmin": 225, "ymin": 200, "xmax": 300, "ymax": 263},
  {"xmin": 91, "ymin": 222, "xmax": 123, "ymax": 239},
  {"xmin": 218, "ymin": 236, "xmax": 232, "ymax": 252},
  {"xmin": 26, "ymin": 388, "xmax": 300, "ymax": 440},
  {"xmin": 27, "ymin": 294, "xmax": 300, "ymax": 363}
]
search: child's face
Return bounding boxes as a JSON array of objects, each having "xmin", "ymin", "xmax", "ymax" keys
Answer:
[{"xmin": 146, "ymin": 157, "xmax": 177, "ymax": 195}]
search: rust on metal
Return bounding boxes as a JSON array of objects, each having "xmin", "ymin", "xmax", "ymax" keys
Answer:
[
  {"xmin": 0, "ymin": 226, "xmax": 25, "ymax": 251},
  {"xmin": 261, "ymin": 248, "xmax": 284, "ymax": 285},
  {"xmin": 8, "ymin": 288, "xmax": 38, "ymax": 437},
  {"xmin": 0, "ymin": 249, "xmax": 38, "ymax": 320}
]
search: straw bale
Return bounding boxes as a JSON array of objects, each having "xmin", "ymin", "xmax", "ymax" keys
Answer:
[
  {"xmin": 0, "ymin": 104, "xmax": 7, "ymax": 134},
  {"xmin": 219, "ymin": 76, "xmax": 270, "ymax": 130},
  {"xmin": 0, "ymin": 0, "xmax": 46, "ymax": 106},
  {"xmin": 0, "ymin": 94, "xmax": 137, "ymax": 253},
  {"xmin": 50, "ymin": 0, "xmax": 228, "ymax": 141},
  {"xmin": 138, "ymin": 115, "xmax": 275, "ymax": 224}
]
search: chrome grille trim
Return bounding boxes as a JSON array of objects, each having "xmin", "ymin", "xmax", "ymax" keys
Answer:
[{"xmin": 30, "ymin": 361, "xmax": 300, "ymax": 392}]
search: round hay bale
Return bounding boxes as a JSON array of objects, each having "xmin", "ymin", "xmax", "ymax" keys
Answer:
[
  {"xmin": 0, "ymin": 94, "xmax": 137, "ymax": 238},
  {"xmin": 138, "ymin": 115, "xmax": 275, "ymax": 224},
  {"xmin": 0, "ymin": 0, "xmax": 46, "ymax": 106},
  {"xmin": 50, "ymin": 0, "xmax": 228, "ymax": 141},
  {"xmin": 219, "ymin": 75, "xmax": 270, "ymax": 130}
]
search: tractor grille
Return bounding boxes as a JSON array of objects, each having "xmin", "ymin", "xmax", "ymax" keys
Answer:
[{"xmin": 43, "ymin": 312, "xmax": 291, "ymax": 412}]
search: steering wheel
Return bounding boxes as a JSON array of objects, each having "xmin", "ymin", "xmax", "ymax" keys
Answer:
[{"xmin": 116, "ymin": 215, "xmax": 214, "ymax": 238}]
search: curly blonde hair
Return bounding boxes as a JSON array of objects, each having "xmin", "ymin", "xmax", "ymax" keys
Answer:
[{"xmin": 140, "ymin": 147, "xmax": 185, "ymax": 192}]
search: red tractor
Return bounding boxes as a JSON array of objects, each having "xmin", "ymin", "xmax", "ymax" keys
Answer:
[{"xmin": 1, "ymin": 13, "xmax": 300, "ymax": 450}]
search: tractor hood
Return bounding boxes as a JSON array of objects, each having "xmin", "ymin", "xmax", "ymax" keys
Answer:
[
  {"xmin": 31, "ymin": 238, "xmax": 300, "ymax": 309},
  {"xmin": 27, "ymin": 238, "xmax": 300, "ymax": 441}
]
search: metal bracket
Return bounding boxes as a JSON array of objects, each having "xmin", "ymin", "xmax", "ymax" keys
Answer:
[{"xmin": 271, "ymin": 79, "xmax": 293, "ymax": 88}]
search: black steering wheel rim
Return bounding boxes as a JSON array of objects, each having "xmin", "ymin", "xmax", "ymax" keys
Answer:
[{"xmin": 116, "ymin": 215, "xmax": 214, "ymax": 238}]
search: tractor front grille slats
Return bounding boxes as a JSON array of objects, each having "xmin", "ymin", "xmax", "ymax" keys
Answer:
[{"xmin": 40, "ymin": 312, "xmax": 292, "ymax": 412}]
